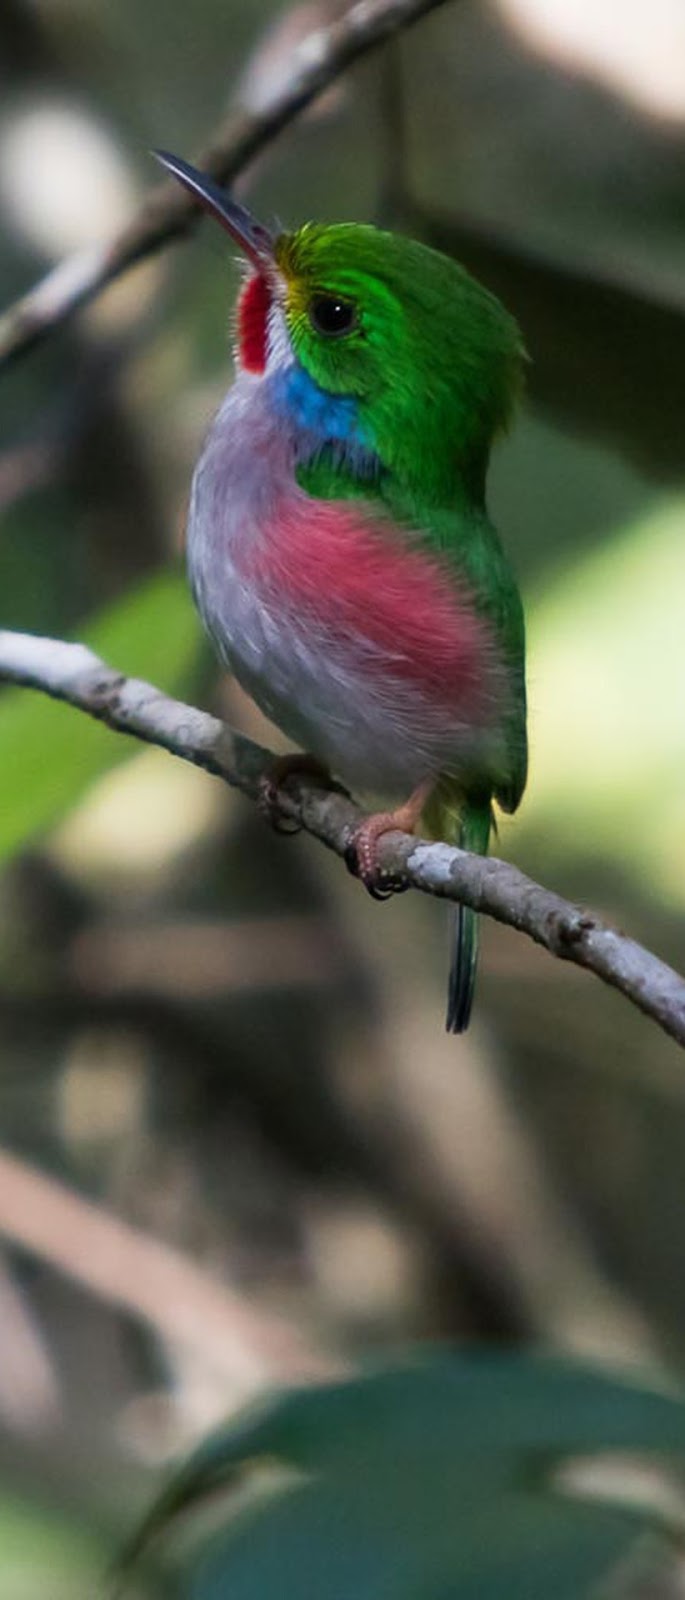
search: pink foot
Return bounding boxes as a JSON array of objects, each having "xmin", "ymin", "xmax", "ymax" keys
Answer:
[{"xmin": 346, "ymin": 779, "xmax": 434, "ymax": 900}]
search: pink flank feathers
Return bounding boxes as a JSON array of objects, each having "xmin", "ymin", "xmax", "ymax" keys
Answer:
[{"xmin": 251, "ymin": 496, "xmax": 499, "ymax": 725}]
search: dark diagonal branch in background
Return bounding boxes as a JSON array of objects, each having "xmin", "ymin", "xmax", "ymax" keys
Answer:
[
  {"xmin": 1, "ymin": 629, "xmax": 684, "ymax": 1050},
  {"xmin": 0, "ymin": 0, "xmax": 454, "ymax": 369}
]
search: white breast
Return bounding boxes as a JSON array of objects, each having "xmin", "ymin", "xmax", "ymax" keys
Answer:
[{"xmin": 188, "ymin": 378, "xmax": 327, "ymax": 743}]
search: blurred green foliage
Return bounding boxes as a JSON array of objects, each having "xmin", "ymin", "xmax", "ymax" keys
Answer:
[
  {"xmin": 520, "ymin": 493, "xmax": 685, "ymax": 901},
  {"xmin": 0, "ymin": 1486, "xmax": 112, "ymax": 1600},
  {"xmin": 0, "ymin": 571, "xmax": 200, "ymax": 863},
  {"xmin": 125, "ymin": 1351, "xmax": 685, "ymax": 1599}
]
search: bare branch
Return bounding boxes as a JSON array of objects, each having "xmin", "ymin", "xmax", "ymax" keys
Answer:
[
  {"xmin": 1, "ymin": 627, "xmax": 684, "ymax": 1050},
  {"xmin": 0, "ymin": 1146, "xmax": 336, "ymax": 1388},
  {"xmin": 0, "ymin": 0, "xmax": 454, "ymax": 369}
]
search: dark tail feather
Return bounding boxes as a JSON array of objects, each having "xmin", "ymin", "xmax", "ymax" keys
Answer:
[
  {"xmin": 445, "ymin": 801, "xmax": 492, "ymax": 1035},
  {"xmin": 446, "ymin": 902, "xmax": 479, "ymax": 1033}
]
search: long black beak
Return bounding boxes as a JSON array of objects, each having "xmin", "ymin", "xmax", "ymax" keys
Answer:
[{"xmin": 153, "ymin": 150, "xmax": 275, "ymax": 270}]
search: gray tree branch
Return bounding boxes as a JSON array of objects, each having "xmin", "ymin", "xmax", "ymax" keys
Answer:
[
  {"xmin": 1, "ymin": 627, "xmax": 684, "ymax": 1050},
  {"xmin": 0, "ymin": 0, "xmax": 454, "ymax": 369}
]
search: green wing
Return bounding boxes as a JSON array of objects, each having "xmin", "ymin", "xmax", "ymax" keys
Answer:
[{"xmin": 409, "ymin": 496, "xmax": 528, "ymax": 814}]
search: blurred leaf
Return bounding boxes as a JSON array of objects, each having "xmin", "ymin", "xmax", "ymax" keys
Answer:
[
  {"xmin": 122, "ymin": 1350, "xmax": 685, "ymax": 1600},
  {"xmin": 0, "ymin": 568, "xmax": 201, "ymax": 864},
  {"xmin": 0, "ymin": 1487, "xmax": 110, "ymax": 1600},
  {"xmin": 520, "ymin": 495, "xmax": 685, "ymax": 903}
]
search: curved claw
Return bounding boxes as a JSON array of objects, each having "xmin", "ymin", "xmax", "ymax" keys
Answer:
[
  {"xmin": 344, "ymin": 839, "xmax": 409, "ymax": 899},
  {"xmin": 257, "ymin": 754, "xmax": 336, "ymax": 835},
  {"xmin": 257, "ymin": 775, "xmax": 303, "ymax": 834},
  {"xmin": 366, "ymin": 878, "xmax": 406, "ymax": 901}
]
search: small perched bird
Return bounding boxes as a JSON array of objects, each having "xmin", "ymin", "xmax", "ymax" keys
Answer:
[{"xmin": 157, "ymin": 152, "xmax": 527, "ymax": 1032}]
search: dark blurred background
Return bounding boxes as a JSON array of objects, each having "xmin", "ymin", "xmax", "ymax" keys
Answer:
[{"xmin": 1, "ymin": 0, "xmax": 685, "ymax": 1592}]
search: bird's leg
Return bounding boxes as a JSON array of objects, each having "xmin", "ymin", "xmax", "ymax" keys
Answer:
[
  {"xmin": 258, "ymin": 753, "xmax": 340, "ymax": 835},
  {"xmin": 346, "ymin": 777, "xmax": 434, "ymax": 900}
]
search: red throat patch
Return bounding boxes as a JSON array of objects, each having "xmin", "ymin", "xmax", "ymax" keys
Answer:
[{"xmin": 236, "ymin": 272, "xmax": 271, "ymax": 373}]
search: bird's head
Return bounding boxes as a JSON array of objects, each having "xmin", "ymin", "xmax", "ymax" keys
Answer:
[{"xmin": 157, "ymin": 152, "xmax": 525, "ymax": 504}]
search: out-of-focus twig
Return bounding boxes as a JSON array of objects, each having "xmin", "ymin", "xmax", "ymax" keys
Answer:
[
  {"xmin": 0, "ymin": 1249, "xmax": 61, "ymax": 1433},
  {"xmin": 69, "ymin": 915, "xmax": 345, "ymax": 998},
  {"xmin": 0, "ymin": 0, "xmax": 454, "ymax": 370},
  {"xmin": 0, "ymin": 1147, "xmax": 335, "ymax": 1385},
  {"xmin": 0, "ymin": 628, "xmax": 684, "ymax": 1050}
]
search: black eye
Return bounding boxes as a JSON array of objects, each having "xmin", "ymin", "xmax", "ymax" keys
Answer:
[{"xmin": 309, "ymin": 295, "xmax": 357, "ymax": 337}]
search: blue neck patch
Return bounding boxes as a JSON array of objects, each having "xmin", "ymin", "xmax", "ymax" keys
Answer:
[{"xmin": 267, "ymin": 361, "xmax": 379, "ymax": 478}]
